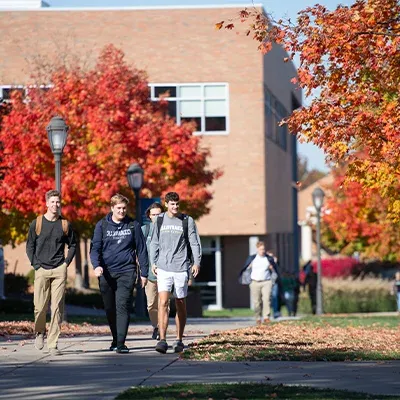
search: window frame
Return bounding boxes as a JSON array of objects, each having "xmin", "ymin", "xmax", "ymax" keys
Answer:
[
  {"xmin": 264, "ymin": 85, "xmax": 288, "ymax": 152},
  {"xmin": 149, "ymin": 82, "xmax": 230, "ymax": 136}
]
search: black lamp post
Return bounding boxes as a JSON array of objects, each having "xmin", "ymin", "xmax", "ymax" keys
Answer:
[
  {"xmin": 312, "ymin": 187, "xmax": 325, "ymax": 315},
  {"xmin": 127, "ymin": 163, "xmax": 145, "ymax": 317},
  {"xmin": 127, "ymin": 163, "xmax": 144, "ymax": 224},
  {"xmin": 46, "ymin": 116, "xmax": 69, "ymax": 201}
]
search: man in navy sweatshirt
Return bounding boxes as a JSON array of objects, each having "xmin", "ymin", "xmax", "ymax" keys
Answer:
[{"xmin": 90, "ymin": 193, "xmax": 148, "ymax": 354}]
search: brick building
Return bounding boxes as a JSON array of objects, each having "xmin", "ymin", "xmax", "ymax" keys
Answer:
[{"xmin": 0, "ymin": 1, "xmax": 301, "ymax": 309}]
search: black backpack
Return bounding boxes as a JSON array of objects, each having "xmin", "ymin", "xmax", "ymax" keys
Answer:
[{"xmin": 156, "ymin": 213, "xmax": 193, "ymax": 264}]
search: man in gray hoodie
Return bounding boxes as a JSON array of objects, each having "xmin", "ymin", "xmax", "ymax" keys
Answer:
[{"xmin": 150, "ymin": 192, "xmax": 201, "ymax": 354}]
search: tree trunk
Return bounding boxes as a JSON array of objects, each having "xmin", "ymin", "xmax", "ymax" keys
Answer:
[{"xmin": 74, "ymin": 233, "xmax": 83, "ymax": 290}]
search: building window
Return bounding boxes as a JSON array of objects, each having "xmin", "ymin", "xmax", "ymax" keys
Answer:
[
  {"xmin": 149, "ymin": 83, "xmax": 229, "ymax": 135},
  {"xmin": 0, "ymin": 86, "xmax": 25, "ymax": 102},
  {"xmin": 264, "ymin": 85, "xmax": 288, "ymax": 151}
]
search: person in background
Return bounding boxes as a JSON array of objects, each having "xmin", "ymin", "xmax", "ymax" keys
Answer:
[
  {"xmin": 241, "ymin": 242, "xmax": 277, "ymax": 324},
  {"xmin": 267, "ymin": 250, "xmax": 282, "ymax": 319},
  {"xmin": 303, "ymin": 261, "xmax": 317, "ymax": 315},
  {"xmin": 281, "ymin": 272, "xmax": 300, "ymax": 317}
]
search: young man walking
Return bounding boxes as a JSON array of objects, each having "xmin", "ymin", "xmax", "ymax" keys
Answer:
[
  {"xmin": 240, "ymin": 241, "xmax": 277, "ymax": 324},
  {"xmin": 26, "ymin": 190, "xmax": 76, "ymax": 355},
  {"xmin": 141, "ymin": 202, "xmax": 164, "ymax": 340},
  {"xmin": 90, "ymin": 193, "xmax": 148, "ymax": 354},
  {"xmin": 150, "ymin": 192, "xmax": 202, "ymax": 354}
]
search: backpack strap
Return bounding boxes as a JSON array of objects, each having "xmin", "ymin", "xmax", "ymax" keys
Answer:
[
  {"xmin": 144, "ymin": 223, "xmax": 150, "ymax": 239},
  {"xmin": 36, "ymin": 215, "xmax": 69, "ymax": 236},
  {"xmin": 35, "ymin": 215, "xmax": 43, "ymax": 236},
  {"xmin": 179, "ymin": 214, "xmax": 193, "ymax": 264},
  {"xmin": 156, "ymin": 214, "xmax": 164, "ymax": 239},
  {"xmin": 61, "ymin": 218, "xmax": 69, "ymax": 236}
]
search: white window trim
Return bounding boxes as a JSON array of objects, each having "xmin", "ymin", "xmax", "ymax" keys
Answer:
[{"xmin": 149, "ymin": 82, "xmax": 230, "ymax": 136}]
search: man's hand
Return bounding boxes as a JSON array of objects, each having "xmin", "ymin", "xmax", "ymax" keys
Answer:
[
  {"xmin": 141, "ymin": 276, "xmax": 148, "ymax": 288},
  {"xmin": 94, "ymin": 267, "xmax": 103, "ymax": 277},
  {"xmin": 191, "ymin": 265, "xmax": 200, "ymax": 278},
  {"xmin": 152, "ymin": 264, "xmax": 158, "ymax": 276}
]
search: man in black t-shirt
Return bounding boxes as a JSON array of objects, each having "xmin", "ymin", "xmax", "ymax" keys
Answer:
[{"xmin": 26, "ymin": 190, "xmax": 76, "ymax": 355}]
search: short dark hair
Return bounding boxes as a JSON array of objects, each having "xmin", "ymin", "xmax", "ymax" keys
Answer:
[
  {"xmin": 165, "ymin": 192, "xmax": 179, "ymax": 203},
  {"xmin": 45, "ymin": 190, "xmax": 61, "ymax": 202},
  {"xmin": 145, "ymin": 202, "xmax": 163, "ymax": 218}
]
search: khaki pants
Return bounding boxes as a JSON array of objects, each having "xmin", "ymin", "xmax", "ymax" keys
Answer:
[
  {"xmin": 250, "ymin": 279, "xmax": 272, "ymax": 320},
  {"xmin": 145, "ymin": 280, "xmax": 159, "ymax": 328},
  {"xmin": 34, "ymin": 264, "xmax": 67, "ymax": 349}
]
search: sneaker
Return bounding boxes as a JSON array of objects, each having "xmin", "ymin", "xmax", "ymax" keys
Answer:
[
  {"xmin": 116, "ymin": 344, "xmax": 129, "ymax": 354},
  {"xmin": 152, "ymin": 327, "xmax": 159, "ymax": 340},
  {"xmin": 109, "ymin": 341, "xmax": 117, "ymax": 351},
  {"xmin": 49, "ymin": 347, "xmax": 62, "ymax": 356},
  {"xmin": 155, "ymin": 339, "xmax": 168, "ymax": 354},
  {"xmin": 172, "ymin": 340, "xmax": 184, "ymax": 353},
  {"xmin": 34, "ymin": 333, "xmax": 45, "ymax": 350}
]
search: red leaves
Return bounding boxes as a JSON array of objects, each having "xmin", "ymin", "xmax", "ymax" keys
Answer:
[{"xmin": 0, "ymin": 45, "xmax": 220, "ymax": 238}]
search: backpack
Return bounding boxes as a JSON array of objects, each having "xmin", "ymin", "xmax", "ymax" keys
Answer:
[
  {"xmin": 156, "ymin": 213, "xmax": 193, "ymax": 264},
  {"xmin": 35, "ymin": 215, "xmax": 69, "ymax": 236}
]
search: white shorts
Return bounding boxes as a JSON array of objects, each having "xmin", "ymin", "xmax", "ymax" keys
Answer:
[{"xmin": 157, "ymin": 269, "xmax": 189, "ymax": 299}]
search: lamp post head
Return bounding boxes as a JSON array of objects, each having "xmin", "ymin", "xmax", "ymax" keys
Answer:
[
  {"xmin": 312, "ymin": 187, "xmax": 325, "ymax": 213},
  {"xmin": 46, "ymin": 116, "xmax": 69, "ymax": 155},
  {"xmin": 127, "ymin": 163, "xmax": 144, "ymax": 191}
]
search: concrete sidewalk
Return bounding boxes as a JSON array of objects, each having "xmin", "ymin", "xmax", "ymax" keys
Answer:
[{"xmin": 1, "ymin": 317, "xmax": 399, "ymax": 400}]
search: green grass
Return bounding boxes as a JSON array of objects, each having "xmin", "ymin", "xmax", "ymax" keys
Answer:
[
  {"xmin": 116, "ymin": 383, "xmax": 400, "ymax": 400},
  {"xmin": 203, "ymin": 308, "xmax": 254, "ymax": 318}
]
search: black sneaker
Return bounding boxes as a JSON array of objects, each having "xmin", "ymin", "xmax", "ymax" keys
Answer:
[
  {"xmin": 152, "ymin": 327, "xmax": 159, "ymax": 340},
  {"xmin": 109, "ymin": 341, "xmax": 117, "ymax": 351},
  {"xmin": 116, "ymin": 344, "xmax": 129, "ymax": 354},
  {"xmin": 155, "ymin": 339, "xmax": 168, "ymax": 354},
  {"xmin": 172, "ymin": 340, "xmax": 184, "ymax": 353}
]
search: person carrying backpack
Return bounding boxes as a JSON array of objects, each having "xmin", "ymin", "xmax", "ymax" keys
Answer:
[
  {"xmin": 26, "ymin": 189, "xmax": 76, "ymax": 356},
  {"xmin": 90, "ymin": 193, "xmax": 148, "ymax": 354},
  {"xmin": 150, "ymin": 192, "xmax": 202, "ymax": 354}
]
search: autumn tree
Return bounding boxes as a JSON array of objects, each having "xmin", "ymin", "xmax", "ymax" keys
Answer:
[
  {"xmin": 218, "ymin": 0, "xmax": 400, "ymax": 219},
  {"xmin": 0, "ymin": 44, "xmax": 221, "ymax": 285},
  {"xmin": 323, "ymin": 168, "xmax": 400, "ymax": 261}
]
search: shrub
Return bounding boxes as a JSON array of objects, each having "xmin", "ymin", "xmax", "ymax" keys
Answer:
[
  {"xmin": 64, "ymin": 288, "xmax": 104, "ymax": 309},
  {"xmin": 0, "ymin": 298, "xmax": 33, "ymax": 314},
  {"xmin": 298, "ymin": 277, "xmax": 397, "ymax": 314},
  {"xmin": 4, "ymin": 273, "xmax": 29, "ymax": 296}
]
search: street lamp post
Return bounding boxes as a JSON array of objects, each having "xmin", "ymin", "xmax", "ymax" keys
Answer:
[
  {"xmin": 127, "ymin": 163, "xmax": 145, "ymax": 317},
  {"xmin": 312, "ymin": 187, "xmax": 325, "ymax": 315},
  {"xmin": 46, "ymin": 116, "xmax": 69, "ymax": 202}
]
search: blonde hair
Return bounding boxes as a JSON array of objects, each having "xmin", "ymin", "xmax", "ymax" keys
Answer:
[
  {"xmin": 256, "ymin": 241, "xmax": 265, "ymax": 248},
  {"xmin": 110, "ymin": 193, "xmax": 129, "ymax": 207}
]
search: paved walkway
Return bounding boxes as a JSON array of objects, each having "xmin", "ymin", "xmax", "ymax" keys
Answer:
[{"xmin": 1, "ymin": 317, "xmax": 399, "ymax": 400}]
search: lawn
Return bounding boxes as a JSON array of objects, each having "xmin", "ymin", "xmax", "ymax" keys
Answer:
[
  {"xmin": 183, "ymin": 315, "xmax": 400, "ymax": 362},
  {"xmin": 116, "ymin": 383, "xmax": 400, "ymax": 400}
]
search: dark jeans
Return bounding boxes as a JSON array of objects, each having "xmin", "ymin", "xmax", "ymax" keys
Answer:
[{"xmin": 99, "ymin": 269, "xmax": 136, "ymax": 346}]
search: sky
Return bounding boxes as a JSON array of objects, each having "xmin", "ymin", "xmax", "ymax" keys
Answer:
[{"xmin": 46, "ymin": 0, "xmax": 353, "ymax": 172}]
